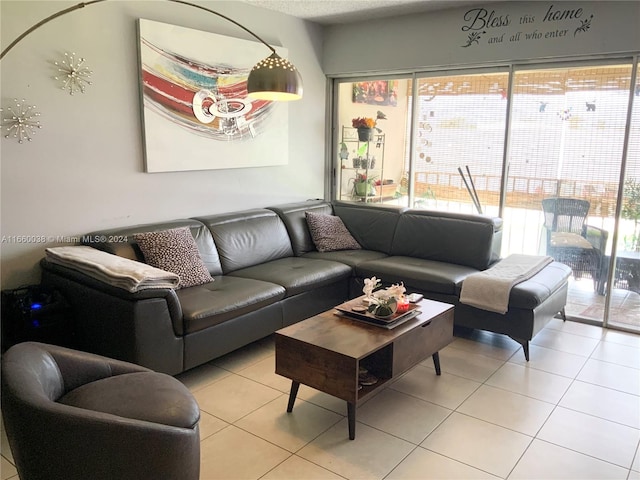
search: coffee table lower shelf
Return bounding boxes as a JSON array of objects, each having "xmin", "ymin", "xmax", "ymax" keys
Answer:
[
  {"xmin": 283, "ymin": 351, "xmax": 441, "ymax": 440},
  {"xmin": 275, "ymin": 299, "xmax": 454, "ymax": 440}
]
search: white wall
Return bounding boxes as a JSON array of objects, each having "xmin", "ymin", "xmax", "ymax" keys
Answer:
[
  {"xmin": 323, "ymin": 1, "xmax": 640, "ymax": 75},
  {"xmin": 0, "ymin": 1, "xmax": 325, "ymax": 288}
]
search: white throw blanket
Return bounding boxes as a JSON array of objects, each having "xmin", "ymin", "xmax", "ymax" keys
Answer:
[
  {"xmin": 45, "ymin": 246, "xmax": 180, "ymax": 293},
  {"xmin": 460, "ymin": 254, "xmax": 553, "ymax": 314}
]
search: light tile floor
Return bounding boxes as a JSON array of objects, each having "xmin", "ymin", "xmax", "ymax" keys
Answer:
[{"xmin": 1, "ymin": 319, "xmax": 639, "ymax": 480}]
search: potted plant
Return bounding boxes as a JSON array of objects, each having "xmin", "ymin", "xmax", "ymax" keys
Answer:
[
  {"xmin": 351, "ymin": 172, "xmax": 377, "ymax": 197},
  {"xmin": 622, "ymin": 178, "xmax": 640, "ymax": 251},
  {"xmin": 352, "ymin": 111, "xmax": 385, "ymax": 142},
  {"xmin": 352, "ymin": 117, "xmax": 376, "ymax": 141}
]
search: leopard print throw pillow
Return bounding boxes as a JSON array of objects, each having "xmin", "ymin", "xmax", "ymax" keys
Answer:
[
  {"xmin": 134, "ymin": 227, "xmax": 213, "ymax": 288},
  {"xmin": 305, "ymin": 211, "xmax": 362, "ymax": 253}
]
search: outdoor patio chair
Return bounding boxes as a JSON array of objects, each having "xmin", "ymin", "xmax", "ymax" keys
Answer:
[{"xmin": 542, "ymin": 197, "xmax": 608, "ymax": 292}]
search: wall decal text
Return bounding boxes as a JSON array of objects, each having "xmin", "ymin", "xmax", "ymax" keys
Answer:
[{"xmin": 460, "ymin": 4, "xmax": 594, "ymax": 48}]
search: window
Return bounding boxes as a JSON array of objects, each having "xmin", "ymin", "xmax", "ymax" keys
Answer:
[{"xmin": 411, "ymin": 71, "xmax": 509, "ymax": 213}]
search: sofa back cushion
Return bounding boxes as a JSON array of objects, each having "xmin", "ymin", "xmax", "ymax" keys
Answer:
[
  {"xmin": 82, "ymin": 219, "xmax": 223, "ymax": 276},
  {"xmin": 332, "ymin": 202, "xmax": 406, "ymax": 253},
  {"xmin": 391, "ymin": 209, "xmax": 503, "ymax": 270},
  {"xmin": 267, "ymin": 200, "xmax": 333, "ymax": 256},
  {"xmin": 195, "ymin": 209, "xmax": 294, "ymax": 273}
]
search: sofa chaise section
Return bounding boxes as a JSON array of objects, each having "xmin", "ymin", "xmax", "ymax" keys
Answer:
[
  {"xmin": 271, "ymin": 200, "xmax": 570, "ymax": 358},
  {"xmin": 354, "ymin": 208, "xmax": 502, "ymax": 301},
  {"xmin": 455, "ymin": 261, "xmax": 570, "ymax": 360}
]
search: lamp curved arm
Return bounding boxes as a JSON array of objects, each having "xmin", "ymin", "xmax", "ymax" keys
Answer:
[
  {"xmin": 1, "ymin": 0, "xmax": 276, "ymax": 60},
  {"xmin": 1, "ymin": 0, "xmax": 302, "ymax": 100}
]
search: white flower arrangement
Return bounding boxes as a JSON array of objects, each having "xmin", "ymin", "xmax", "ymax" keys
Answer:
[
  {"xmin": 384, "ymin": 282, "xmax": 406, "ymax": 303},
  {"xmin": 363, "ymin": 276, "xmax": 382, "ymax": 298},
  {"xmin": 362, "ymin": 277, "xmax": 406, "ymax": 317}
]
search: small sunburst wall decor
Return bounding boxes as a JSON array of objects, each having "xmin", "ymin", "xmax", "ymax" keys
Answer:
[
  {"xmin": 0, "ymin": 99, "xmax": 42, "ymax": 143},
  {"xmin": 54, "ymin": 52, "xmax": 93, "ymax": 95}
]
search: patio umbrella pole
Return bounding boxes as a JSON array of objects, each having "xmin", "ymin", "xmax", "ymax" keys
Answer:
[
  {"xmin": 465, "ymin": 165, "xmax": 482, "ymax": 214},
  {"xmin": 458, "ymin": 167, "xmax": 482, "ymax": 214}
]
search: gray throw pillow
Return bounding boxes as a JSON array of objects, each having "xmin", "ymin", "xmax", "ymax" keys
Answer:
[
  {"xmin": 305, "ymin": 211, "xmax": 361, "ymax": 252},
  {"xmin": 133, "ymin": 227, "xmax": 213, "ymax": 288}
]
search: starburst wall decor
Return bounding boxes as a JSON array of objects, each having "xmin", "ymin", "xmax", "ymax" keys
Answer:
[
  {"xmin": 54, "ymin": 52, "xmax": 93, "ymax": 95},
  {"xmin": 0, "ymin": 99, "xmax": 42, "ymax": 143}
]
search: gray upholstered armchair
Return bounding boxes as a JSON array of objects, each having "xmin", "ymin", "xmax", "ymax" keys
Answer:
[{"xmin": 1, "ymin": 342, "xmax": 200, "ymax": 480}]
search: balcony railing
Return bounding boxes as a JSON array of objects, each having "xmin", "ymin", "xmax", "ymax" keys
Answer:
[{"xmin": 414, "ymin": 172, "xmax": 621, "ymax": 217}]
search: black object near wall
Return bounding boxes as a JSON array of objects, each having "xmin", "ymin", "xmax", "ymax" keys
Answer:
[{"xmin": 1, "ymin": 285, "xmax": 73, "ymax": 351}]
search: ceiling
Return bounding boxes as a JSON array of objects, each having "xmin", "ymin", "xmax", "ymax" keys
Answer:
[{"xmin": 239, "ymin": 0, "xmax": 486, "ymax": 25}]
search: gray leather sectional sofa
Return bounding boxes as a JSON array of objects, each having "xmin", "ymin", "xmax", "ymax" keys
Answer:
[{"xmin": 40, "ymin": 200, "xmax": 570, "ymax": 375}]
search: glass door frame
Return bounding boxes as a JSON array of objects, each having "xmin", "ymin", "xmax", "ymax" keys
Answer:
[{"xmin": 601, "ymin": 56, "xmax": 638, "ymax": 330}]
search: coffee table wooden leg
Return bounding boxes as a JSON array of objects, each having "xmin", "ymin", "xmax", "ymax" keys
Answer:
[
  {"xmin": 287, "ymin": 381, "xmax": 300, "ymax": 412},
  {"xmin": 432, "ymin": 352, "xmax": 441, "ymax": 375},
  {"xmin": 347, "ymin": 402, "xmax": 356, "ymax": 440}
]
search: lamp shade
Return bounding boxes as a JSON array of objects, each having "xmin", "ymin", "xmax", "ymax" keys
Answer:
[{"xmin": 247, "ymin": 53, "xmax": 303, "ymax": 101}]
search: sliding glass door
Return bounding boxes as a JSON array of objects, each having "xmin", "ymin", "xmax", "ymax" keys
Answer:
[
  {"xmin": 506, "ymin": 63, "xmax": 634, "ymax": 327},
  {"xmin": 332, "ymin": 58, "xmax": 639, "ymax": 331},
  {"xmin": 608, "ymin": 62, "xmax": 640, "ymax": 330}
]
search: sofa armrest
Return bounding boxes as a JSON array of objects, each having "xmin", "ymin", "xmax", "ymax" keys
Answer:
[
  {"xmin": 2, "ymin": 342, "xmax": 153, "ymax": 400},
  {"xmin": 40, "ymin": 260, "xmax": 184, "ymax": 374},
  {"xmin": 40, "ymin": 259, "xmax": 181, "ymax": 305}
]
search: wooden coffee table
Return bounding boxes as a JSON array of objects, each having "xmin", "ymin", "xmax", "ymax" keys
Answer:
[{"xmin": 275, "ymin": 299, "xmax": 454, "ymax": 439}]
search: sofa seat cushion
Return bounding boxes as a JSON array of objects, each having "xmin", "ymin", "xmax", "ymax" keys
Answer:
[
  {"xmin": 356, "ymin": 256, "xmax": 478, "ymax": 295},
  {"xmin": 507, "ymin": 261, "xmax": 571, "ymax": 309},
  {"xmin": 176, "ymin": 276, "xmax": 286, "ymax": 334},
  {"xmin": 58, "ymin": 371, "xmax": 199, "ymax": 429},
  {"xmin": 229, "ymin": 257, "xmax": 352, "ymax": 297},
  {"xmin": 303, "ymin": 249, "xmax": 388, "ymax": 269}
]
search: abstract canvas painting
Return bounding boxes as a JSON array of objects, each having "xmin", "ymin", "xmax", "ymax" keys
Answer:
[{"xmin": 138, "ymin": 19, "xmax": 288, "ymax": 172}]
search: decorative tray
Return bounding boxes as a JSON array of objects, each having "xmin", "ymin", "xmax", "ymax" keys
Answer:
[{"xmin": 334, "ymin": 297, "xmax": 421, "ymax": 328}]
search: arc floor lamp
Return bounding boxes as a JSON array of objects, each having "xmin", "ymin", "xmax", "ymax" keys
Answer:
[{"xmin": 0, "ymin": 0, "xmax": 303, "ymax": 101}]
